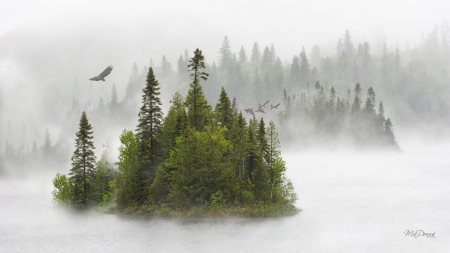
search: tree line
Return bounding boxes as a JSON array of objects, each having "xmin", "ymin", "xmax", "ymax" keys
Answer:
[{"xmin": 52, "ymin": 49, "xmax": 297, "ymax": 217}]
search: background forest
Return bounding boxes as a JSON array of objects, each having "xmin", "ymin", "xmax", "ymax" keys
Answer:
[{"xmin": 1, "ymin": 23, "xmax": 450, "ymax": 174}]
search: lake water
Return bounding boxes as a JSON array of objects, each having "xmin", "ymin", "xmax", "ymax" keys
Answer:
[{"xmin": 1, "ymin": 143, "xmax": 449, "ymax": 252}]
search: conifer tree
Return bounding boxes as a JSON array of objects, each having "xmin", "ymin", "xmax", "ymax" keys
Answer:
[
  {"xmin": 215, "ymin": 87, "xmax": 233, "ymax": 130},
  {"xmin": 69, "ymin": 111, "xmax": 96, "ymax": 208},
  {"xmin": 384, "ymin": 118, "xmax": 398, "ymax": 148},
  {"xmin": 219, "ymin": 36, "xmax": 232, "ymax": 69},
  {"xmin": 43, "ymin": 128, "xmax": 52, "ymax": 161},
  {"xmin": 136, "ymin": 67, "xmax": 164, "ymax": 187},
  {"xmin": 238, "ymin": 46, "xmax": 247, "ymax": 63},
  {"xmin": 290, "ymin": 56, "xmax": 301, "ymax": 88},
  {"xmin": 300, "ymin": 47, "xmax": 311, "ymax": 86},
  {"xmin": 186, "ymin": 48, "xmax": 210, "ymax": 131},
  {"xmin": 110, "ymin": 83, "xmax": 119, "ymax": 117},
  {"xmin": 161, "ymin": 92, "xmax": 187, "ymax": 155},
  {"xmin": 261, "ymin": 46, "xmax": 271, "ymax": 69},
  {"xmin": 251, "ymin": 42, "xmax": 261, "ymax": 63}
]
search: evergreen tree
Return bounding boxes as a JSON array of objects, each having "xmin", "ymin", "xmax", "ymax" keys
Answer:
[
  {"xmin": 238, "ymin": 46, "xmax": 247, "ymax": 63},
  {"xmin": 343, "ymin": 30, "xmax": 355, "ymax": 58},
  {"xmin": 215, "ymin": 87, "xmax": 234, "ymax": 130},
  {"xmin": 110, "ymin": 83, "xmax": 119, "ymax": 117},
  {"xmin": 289, "ymin": 56, "xmax": 301, "ymax": 88},
  {"xmin": 384, "ymin": 118, "xmax": 398, "ymax": 148},
  {"xmin": 251, "ymin": 42, "xmax": 261, "ymax": 64},
  {"xmin": 300, "ymin": 47, "xmax": 311, "ymax": 86},
  {"xmin": 160, "ymin": 92, "xmax": 187, "ymax": 156},
  {"xmin": 68, "ymin": 111, "xmax": 96, "ymax": 209},
  {"xmin": 261, "ymin": 46, "xmax": 271, "ymax": 69},
  {"xmin": 136, "ymin": 67, "xmax": 164, "ymax": 189},
  {"xmin": 43, "ymin": 128, "xmax": 52, "ymax": 161},
  {"xmin": 186, "ymin": 48, "xmax": 210, "ymax": 131},
  {"xmin": 219, "ymin": 36, "xmax": 232, "ymax": 69}
]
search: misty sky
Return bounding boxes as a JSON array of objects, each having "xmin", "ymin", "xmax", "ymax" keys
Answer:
[{"xmin": 2, "ymin": 0, "xmax": 449, "ymax": 63}]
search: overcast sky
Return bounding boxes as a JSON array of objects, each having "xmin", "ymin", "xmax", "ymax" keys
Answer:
[{"xmin": 1, "ymin": 0, "xmax": 449, "ymax": 63}]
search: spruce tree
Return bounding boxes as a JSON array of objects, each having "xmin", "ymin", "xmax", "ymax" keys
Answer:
[
  {"xmin": 69, "ymin": 111, "xmax": 96, "ymax": 209},
  {"xmin": 186, "ymin": 48, "xmax": 210, "ymax": 131},
  {"xmin": 136, "ymin": 67, "xmax": 164, "ymax": 188},
  {"xmin": 43, "ymin": 128, "xmax": 52, "ymax": 162},
  {"xmin": 251, "ymin": 42, "xmax": 261, "ymax": 64},
  {"xmin": 219, "ymin": 36, "xmax": 232, "ymax": 69},
  {"xmin": 238, "ymin": 46, "xmax": 247, "ymax": 63},
  {"xmin": 215, "ymin": 87, "xmax": 233, "ymax": 130}
]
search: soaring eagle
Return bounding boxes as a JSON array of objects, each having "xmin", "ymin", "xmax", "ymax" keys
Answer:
[{"xmin": 89, "ymin": 65, "xmax": 113, "ymax": 82}]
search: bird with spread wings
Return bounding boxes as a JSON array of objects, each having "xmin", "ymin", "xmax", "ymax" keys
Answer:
[
  {"xmin": 258, "ymin": 100, "xmax": 269, "ymax": 109},
  {"xmin": 89, "ymin": 65, "xmax": 113, "ymax": 82},
  {"xmin": 244, "ymin": 108, "xmax": 255, "ymax": 116},
  {"xmin": 271, "ymin": 103, "xmax": 280, "ymax": 110}
]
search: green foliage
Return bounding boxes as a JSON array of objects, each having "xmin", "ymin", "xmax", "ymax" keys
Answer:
[
  {"xmin": 136, "ymin": 67, "xmax": 164, "ymax": 188},
  {"xmin": 115, "ymin": 130, "xmax": 142, "ymax": 209},
  {"xmin": 52, "ymin": 173, "xmax": 72, "ymax": 208},
  {"xmin": 166, "ymin": 126, "xmax": 240, "ymax": 206},
  {"xmin": 69, "ymin": 111, "xmax": 96, "ymax": 209},
  {"xmin": 186, "ymin": 49, "xmax": 211, "ymax": 131}
]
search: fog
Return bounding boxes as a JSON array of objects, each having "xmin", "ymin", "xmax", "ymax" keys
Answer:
[
  {"xmin": 2, "ymin": 144, "xmax": 450, "ymax": 252},
  {"xmin": 1, "ymin": 0, "xmax": 450, "ymax": 251}
]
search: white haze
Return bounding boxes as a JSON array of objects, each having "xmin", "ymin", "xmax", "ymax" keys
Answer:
[
  {"xmin": 2, "ymin": 144, "xmax": 450, "ymax": 252},
  {"xmin": 1, "ymin": 0, "xmax": 450, "ymax": 251}
]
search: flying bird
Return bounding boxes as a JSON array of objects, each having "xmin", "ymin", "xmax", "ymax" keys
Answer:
[
  {"xmin": 89, "ymin": 65, "xmax": 113, "ymax": 82},
  {"xmin": 258, "ymin": 100, "xmax": 269, "ymax": 109},
  {"xmin": 271, "ymin": 103, "xmax": 280, "ymax": 110},
  {"xmin": 255, "ymin": 108, "xmax": 266, "ymax": 114},
  {"xmin": 244, "ymin": 108, "xmax": 255, "ymax": 116}
]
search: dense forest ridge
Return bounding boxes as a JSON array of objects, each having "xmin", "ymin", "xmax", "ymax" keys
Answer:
[
  {"xmin": 52, "ymin": 49, "xmax": 298, "ymax": 217},
  {"xmin": 3, "ymin": 26, "xmax": 449, "ymax": 171}
]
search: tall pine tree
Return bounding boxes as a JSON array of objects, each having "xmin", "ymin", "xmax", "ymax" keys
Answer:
[
  {"xmin": 69, "ymin": 111, "xmax": 96, "ymax": 209},
  {"xmin": 136, "ymin": 67, "xmax": 164, "ymax": 189}
]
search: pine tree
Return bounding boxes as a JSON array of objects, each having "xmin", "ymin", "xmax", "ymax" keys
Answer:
[
  {"xmin": 186, "ymin": 48, "xmax": 210, "ymax": 131},
  {"xmin": 300, "ymin": 47, "xmax": 311, "ymax": 86},
  {"xmin": 215, "ymin": 87, "xmax": 233, "ymax": 130},
  {"xmin": 219, "ymin": 36, "xmax": 232, "ymax": 69},
  {"xmin": 289, "ymin": 56, "xmax": 301, "ymax": 88},
  {"xmin": 343, "ymin": 30, "xmax": 355, "ymax": 58},
  {"xmin": 238, "ymin": 46, "xmax": 247, "ymax": 63},
  {"xmin": 384, "ymin": 118, "xmax": 398, "ymax": 148},
  {"xmin": 161, "ymin": 92, "xmax": 187, "ymax": 156},
  {"xmin": 43, "ymin": 128, "xmax": 52, "ymax": 161},
  {"xmin": 261, "ymin": 46, "xmax": 271, "ymax": 69},
  {"xmin": 136, "ymin": 67, "xmax": 164, "ymax": 189},
  {"xmin": 251, "ymin": 42, "xmax": 261, "ymax": 64},
  {"xmin": 69, "ymin": 111, "xmax": 96, "ymax": 209},
  {"xmin": 110, "ymin": 83, "xmax": 119, "ymax": 118}
]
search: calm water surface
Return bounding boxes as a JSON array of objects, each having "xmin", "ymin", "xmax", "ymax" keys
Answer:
[{"xmin": 1, "ymin": 145, "xmax": 449, "ymax": 252}]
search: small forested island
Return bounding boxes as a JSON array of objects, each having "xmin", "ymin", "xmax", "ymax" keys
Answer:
[{"xmin": 52, "ymin": 49, "xmax": 298, "ymax": 217}]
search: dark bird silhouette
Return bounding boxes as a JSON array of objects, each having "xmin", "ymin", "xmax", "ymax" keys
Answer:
[
  {"xmin": 270, "ymin": 103, "xmax": 280, "ymax": 110},
  {"xmin": 258, "ymin": 100, "xmax": 269, "ymax": 109},
  {"xmin": 244, "ymin": 108, "xmax": 255, "ymax": 116},
  {"xmin": 89, "ymin": 65, "xmax": 113, "ymax": 82}
]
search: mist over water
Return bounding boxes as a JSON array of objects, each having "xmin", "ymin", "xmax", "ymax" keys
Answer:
[
  {"xmin": 2, "ymin": 141, "xmax": 449, "ymax": 252},
  {"xmin": 1, "ymin": 1, "xmax": 450, "ymax": 252}
]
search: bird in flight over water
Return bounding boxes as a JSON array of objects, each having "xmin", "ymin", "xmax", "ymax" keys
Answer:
[{"xmin": 89, "ymin": 65, "xmax": 113, "ymax": 82}]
